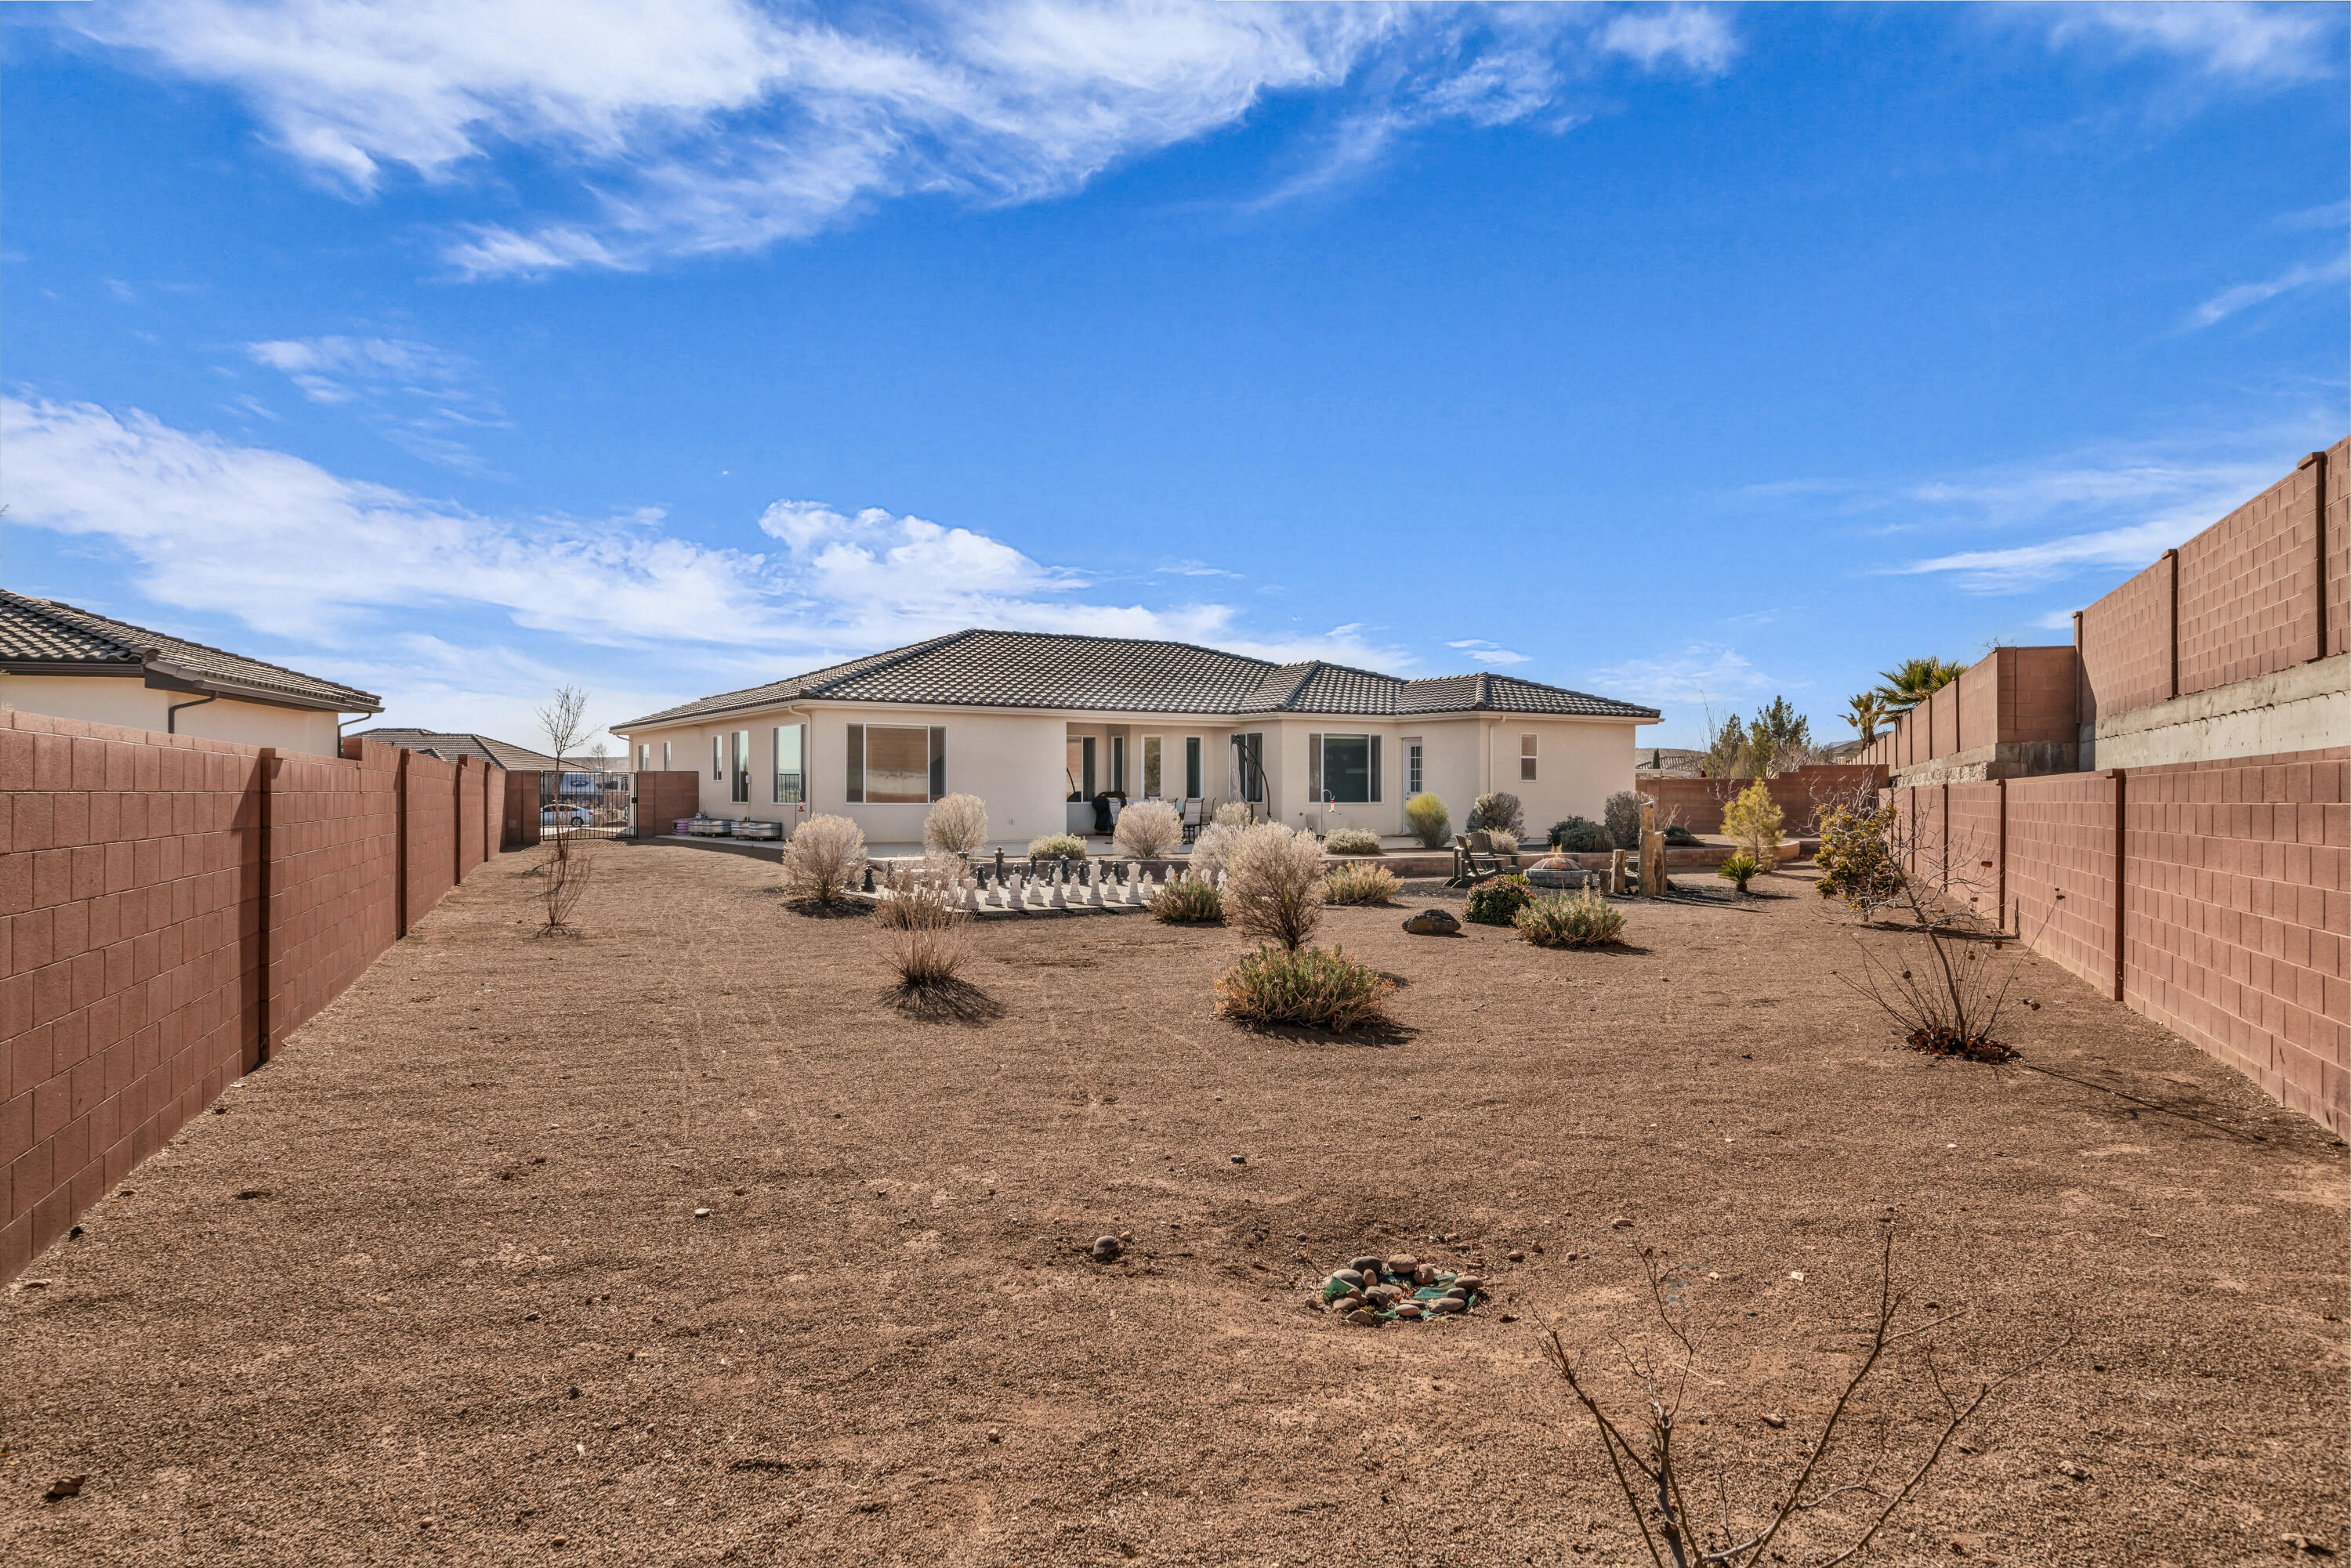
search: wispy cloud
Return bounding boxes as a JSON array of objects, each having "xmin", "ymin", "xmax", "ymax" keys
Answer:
[
  {"xmin": 0, "ymin": 396, "xmax": 1410, "ymax": 712},
  {"xmin": 2187, "ymin": 255, "xmax": 2351, "ymax": 328},
  {"xmin": 1155, "ymin": 559, "xmax": 1241, "ymax": 578},
  {"xmin": 1586, "ymin": 642, "xmax": 1770, "ymax": 707},
  {"xmin": 77, "ymin": 1, "xmax": 1740, "ymax": 276},
  {"xmin": 245, "ymin": 334, "xmax": 508, "ymax": 473},
  {"xmin": 2048, "ymin": 2, "xmax": 2342, "ymax": 83},
  {"xmin": 1444, "ymin": 637, "xmax": 1528, "ymax": 666},
  {"xmin": 1888, "ymin": 519, "xmax": 2187, "ymax": 592}
]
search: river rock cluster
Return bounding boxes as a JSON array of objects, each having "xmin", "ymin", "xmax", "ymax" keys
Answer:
[{"xmin": 1318, "ymin": 1253, "xmax": 1487, "ymax": 1324}]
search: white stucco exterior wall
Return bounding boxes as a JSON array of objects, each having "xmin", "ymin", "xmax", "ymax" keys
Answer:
[{"xmin": 1, "ymin": 673, "xmax": 348, "ymax": 755}]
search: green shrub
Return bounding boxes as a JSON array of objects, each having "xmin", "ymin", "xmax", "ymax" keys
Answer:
[
  {"xmin": 1813, "ymin": 800, "xmax": 1904, "ymax": 919},
  {"xmin": 1663, "ymin": 824, "xmax": 1701, "ymax": 846},
  {"xmin": 1720, "ymin": 778, "xmax": 1785, "ymax": 864},
  {"xmin": 1603, "ymin": 791, "xmax": 1647, "ymax": 850},
  {"xmin": 1469, "ymin": 791, "xmax": 1524, "ymax": 838},
  {"xmin": 1717, "ymin": 854, "xmax": 1762, "ymax": 893},
  {"xmin": 1404, "ymin": 792, "xmax": 1451, "ymax": 849},
  {"xmin": 1214, "ymin": 944, "xmax": 1395, "ymax": 1032},
  {"xmin": 1513, "ymin": 889, "xmax": 1627, "ymax": 947},
  {"xmin": 1465, "ymin": 873, "xmax": 1532, "ymax": 925},
  {"xmin": 1548, "ymin": 817, "xmax": 1613, "ymax": 853},
  {"xmin": 1324, "ymin": 827, "xmax": 1384, "ymax": 856},
  {"xmin": 1324, "ymin": 863, "xmax": 1398, "ymax": 905},
  {"xmin": 1149, "ymin": 876, "xmax": 1224, "ymax": 924},
  {"xmin": 1027, "ymin": 833, "xmax": 1086, "ymax": 862}
]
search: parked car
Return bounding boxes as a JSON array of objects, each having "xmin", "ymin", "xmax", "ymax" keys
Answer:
[{"xmin": 543, "ymin": 804, "xmax": 593, "ymax": 827}]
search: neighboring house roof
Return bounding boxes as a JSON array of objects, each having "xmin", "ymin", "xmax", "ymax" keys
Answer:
[
  {"xmin": 350, "ymin": 728, "xmax": 564, "ymax": 771},
  {"xmin": 0, "ymin": 588, "xmax": 381, "ymax": 712},
  {"xmin": 615, "ymin": 629, "xmax": 1658, "ymax": 728}
]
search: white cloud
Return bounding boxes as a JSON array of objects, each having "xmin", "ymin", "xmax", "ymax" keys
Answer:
[
  {"xmin": 76, "ymin": 1, "xmax": 1736, "ymax": 275},
  {"xmin": 1889, "ymin": 519, "xmax": 2189, "ymax": 592},
  {"xmin": 2187, "ymin": 255, "xmax": 2351, "ymax": 328},
  {"xmin": 244, "ymin": 334, "xmax": 507, "ymax": 472},
  {"xmin": 0, "ymin": 397, "xmax": 1411, "ymax": 722},
  {"xmin": 1586, "ymin": 642, "xmax": 1770, "ymax": 707},
  {"xmin": 1599, "ymin": 5, "xmax": 1738, "ymax": 75},
  {"xmin": 1444, "ymin": 638, "xmax": 1529, "ymax": 665},
  {"xmin": 2049, "ymin": 2, "xmax": 2340, "ymax": 83}
]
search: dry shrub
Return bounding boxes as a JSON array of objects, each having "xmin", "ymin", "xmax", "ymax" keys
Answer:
[
  {"xmin": 1027, "ymin": 833, "xmax": 1085, "ymax": 861},
  {"xmin": 1113, "ymin": 798, "xmax": 1183, "ymax": 858},
  {"xmin": 1189, "ymin": 820, "xmax": 1242, "ymax": 882},
  {"xmin": 781, "ymin": 813, "xmax": 868, "ymax": 909},
  {"xmin": 1210, "ymin": 800, "xmax": 1254, "ymax": 830},
  {"xmin": 1513, "ymin": 889, "xmax": 1625, "ymax": 947},
  {"xmin": 1324, "ymin": 827, "xmax": 1383, "ymax": 855},
  {"xmin": 1323, "ymin": 862, "xmax": 1398, "ymax": 906},
  {"xmin": 1214, "ymin": 944, "xmax": 1394, "ymax": 1032},
  {"xmin": 1148, "ymin": 875, "xmax": 1224, "ymax": 924},
  {"xmin": 1476, "ymin": 826, "xmax": 1522, "ymax": 854},
  {"xmin": 875, "ymin": 874, "xmax": 972, "ymax": 987},
  {"xmin": 922, "ymin": 792, "xmax": 989, "ymax": 856},
  {"xmin": 538, "ymin": 831, "xmax": 595, "ymax": 932},
  {"xmin": 1469, "ymin": 791, "xmax": 1524, "ymax": 838},
  {"xmin": 1224, "ymin": 822, "xmax": 1325, "ymax": 951}
]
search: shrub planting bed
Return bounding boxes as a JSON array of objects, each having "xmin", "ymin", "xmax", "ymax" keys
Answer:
[{"xmin": 1, "ymin": 846, "xmax": 2340, "ymax": 1566}]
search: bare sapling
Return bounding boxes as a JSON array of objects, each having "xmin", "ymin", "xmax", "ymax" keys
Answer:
[
  {"xmin": 531, "ymin": 683, "xmax": 599, "ymax": 878},
  {"xmin": 538, "ymin": 836, "xmax": 594, "ymax": 934},
  {"xmin": 1542, "ymin": 1229, "xmax": 2049, "ymax": 1568}
]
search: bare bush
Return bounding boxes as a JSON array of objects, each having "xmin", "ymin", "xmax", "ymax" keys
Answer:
[
  {"xmin": 1210, "ymin": 800, "xmax": 1254, "ymax": 830},
  {"xmin": 538, "ymin": 836, "xmax": 595, "ymax": 933},
  {"xmin": 1469, "ymin": 791, "xmax": 1524, "ymax": 839},
  {"xmin": 1113, "ymin": 798, "xmax": 1183, "ymax": 858},
  {"xmin": 1543, "ymin": 1229, "xmax": 2042, "ymax": 1568},
  {"xmin": 1224, "ymin": 822, "xmax": 1326, "ymax": 951},
  {"xmin": 1323, "ymin": 863, "xmax": 1398, "ymax": 906},
  {"xmin": 1324, "ymin": 827, "xmax": 1383, "ymax": 855},
  {"xmin": 922, "ymin": 793, "xmax": 989, "ymax": 856},
  {"xmin": 781, "ymin": 814, "xmax": 868, "ymax": 910}
]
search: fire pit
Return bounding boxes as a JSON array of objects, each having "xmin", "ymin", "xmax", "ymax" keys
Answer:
[{"xmin": 1317, "ymin": 1253, "xmax": 1489, "ymax": 1324}]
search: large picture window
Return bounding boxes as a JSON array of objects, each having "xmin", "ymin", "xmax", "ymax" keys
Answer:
[
  {"xmin": 773, "ymin": 724, "xmax": 806, "ymax": 805},
  {"xmin": 1310, "ymin": 733, "xmax": 1381, "ymax": 804},
  {"xmin": 845, "ymin": 724, "xmax": 946, "ymax": 803}
]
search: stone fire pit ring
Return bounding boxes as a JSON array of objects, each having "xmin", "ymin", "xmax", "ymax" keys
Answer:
[{"xmin": 1318, "ymin": 1253, "xmax": 1489, "ymax": 1325}]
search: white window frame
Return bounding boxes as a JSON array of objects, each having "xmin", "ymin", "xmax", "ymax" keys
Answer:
[
  {"xmin": 1404, "ymin": 738, "xmax": 1423, "ymax": 796},
  {"xmin": 1520, "ymin": 733, "xmax": 1538, "ymax": 782},
  {"xmin": 1141, "ymin": 734, "xmax": 1165, "ymax": 798}
]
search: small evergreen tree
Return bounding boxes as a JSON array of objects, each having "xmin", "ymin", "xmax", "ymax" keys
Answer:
[{"xmin": 1719, "ymin": 778, "xmax": 1784, "ymax": 867}]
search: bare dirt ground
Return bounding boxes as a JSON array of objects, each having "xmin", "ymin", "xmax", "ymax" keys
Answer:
[{"xmin": 4, "ymin": 842, "xmax": 2344, "ymax": 1567}]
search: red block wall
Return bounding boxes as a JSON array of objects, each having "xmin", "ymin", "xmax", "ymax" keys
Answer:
[
  {"xmin": 2005, "ymin": 772, "xmax": 2121, "ymax": 1001},
  {"xmin": 2078, "ymin": 557, "xmax": 2173, "ymax": 724},
  {"xmin": 3, "ymin": 717, "xmax": 509, "ymax": 1281},
  {"xmin": 1645, "ymin": 766, "xmax": 1886, "ymax": 835},
  {"xmin": 635, "ymin": 771, "xmax": 706, "ymax": 837},
  {"xmin": 2121, "ymin": 750, "xmax": 2349, "ymax": 1131},
  {"xmin": 2177, "ymin": 458, "xmax": 2322, "ymax": 695}
]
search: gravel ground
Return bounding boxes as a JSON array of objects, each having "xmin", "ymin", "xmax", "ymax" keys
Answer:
[{"xmin": 3, "ymin": 842, "xmax": 2343, "ymax": 1567}]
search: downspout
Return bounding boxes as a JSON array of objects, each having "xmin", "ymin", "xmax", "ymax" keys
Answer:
[{"xmin": 166, "ymin": 692, "xmax": 219, "ymax": 733}]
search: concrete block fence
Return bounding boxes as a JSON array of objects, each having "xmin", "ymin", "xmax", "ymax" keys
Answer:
[
  {"xmin": 1, "ymin": 713, "xmax": 508, "ymax": 1283},
  {"xmin": 1898, "ymin": 753, "xmax": 2348, "ymax": 1135}
]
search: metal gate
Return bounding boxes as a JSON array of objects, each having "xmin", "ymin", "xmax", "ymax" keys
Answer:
[{"xmin": 538, "ymin": 769, "xmax": 634, "ymax": 839}]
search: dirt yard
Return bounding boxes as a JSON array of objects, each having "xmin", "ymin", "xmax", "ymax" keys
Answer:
[{"xmin": 4, "ymin": 842, "xmax": 2344, "ymax": 1566}]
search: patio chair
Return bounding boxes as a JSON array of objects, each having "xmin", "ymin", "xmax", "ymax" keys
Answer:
[{"xmin": 1179, "ymin": 798, "xmax": 1204, "ymax": 843}]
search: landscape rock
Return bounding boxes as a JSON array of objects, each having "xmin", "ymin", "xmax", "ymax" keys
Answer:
[
  {"xmin": 1429, "ymin": 1297, "xmax": 1465, "ymax": 1314},
  {"xmin": 1091, "ymin": 1236, "xmax": 1124, "ymax": 1261},
  {"xmin": 1348, "ymin": 1255, "xmax": 1385, "ymax": 1275},
  {"xmin": 1402, "ymin": 908, "xmax": 1462, "ymax": 936},
  {"xmin": 1385, "ymin": 1255, "xmax": 1418, "ymax": 1276},
  {"xmin": 1330, "ymin": 1269, "xmax": 1366, "ymax": 1289},
  {"xmin": 1344, "ymin": 1308, "xmax": 1381, "ymax": 1327}
]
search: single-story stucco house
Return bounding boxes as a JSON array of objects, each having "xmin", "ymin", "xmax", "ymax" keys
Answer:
[
  {"xmin": 612, "ymin": 630, "xmax": 1658, "ymax": 846},
  {"xmin": 0, "ymin": 588, "xmax": 380, "ymax": 755}
]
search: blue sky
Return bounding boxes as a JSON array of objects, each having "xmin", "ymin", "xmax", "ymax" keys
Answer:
[{"xmin": 3, "ymin": 2, "xmax": 2345, "ymax": 753}]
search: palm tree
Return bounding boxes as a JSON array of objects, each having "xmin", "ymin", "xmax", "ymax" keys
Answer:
[
  {"xmin": 1873, "ymin": 656, "xmax": 1965, "ymax": 717},
  {"xmin": 1844, "ymin": 691, "xmax": 1889, "ymax": 741}
]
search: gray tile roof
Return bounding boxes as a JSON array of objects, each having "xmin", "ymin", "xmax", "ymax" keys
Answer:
[
  {"xmin": 350, "ymin": 728, "xmax": 563, "ymax": 770},
  {"xmin": 0, "ymin": 589, "xmax": 380, "ymax": 711},
  {"xmin": 616, "ymin": 630, "xmax": 1657, "ymax": 728}
]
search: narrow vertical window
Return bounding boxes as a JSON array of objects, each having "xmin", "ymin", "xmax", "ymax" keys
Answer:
[
  {"xmin": 773, "ymin": 725, "xmax": 804, "ymax": 804},
  {"xmin": 731, "ymin": 730, "xmax": 751, "ymax": 803},
  {"xmin": 1307, "ymin": 733, "xmax": 1322, "ymax": 801},
  {"xmin": 1141, "ymin": 736, "xmax": 1163, "ymax": 798},
  {"xmin": 1520, "ymin": 733, "xmax": 1538, "ymax": 782},
  {"xmin": 846, "ymin": 724, "xmax": 864, "ymax": 802},
  {"xmin": 637, "ymin": 743, "xmax": 649, "ymax": 771},
  {"xmin": 1111, "ymin": 736, "xmax": 1125, "ymax": 794},
  {"xmin": 712, "ymin": 735, "xmax": 723, "ymax": 780},
  {"xmin": 1184, "ymin": 737, "xmax": 1202, "ymax": 798},
  {"xmin": 1369, "ymin": 736, "xmax": 1382, "ymax": 802},
  {"xmin": 929, "ymin": 726, "xmax": 947, "ymax": 801},
  {"xmin": 1405, "ymin": 740, "xmax": 1423, "ymax": 796}
]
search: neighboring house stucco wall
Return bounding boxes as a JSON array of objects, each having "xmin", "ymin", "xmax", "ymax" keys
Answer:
[{"xmin": 1, "ymin": 673, "xmax": 345, "ymax": 755}]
